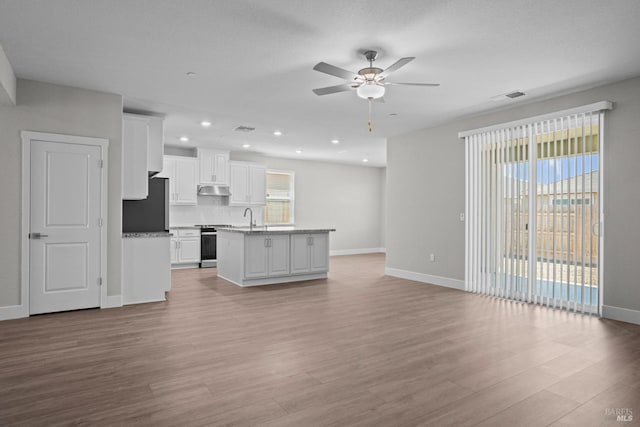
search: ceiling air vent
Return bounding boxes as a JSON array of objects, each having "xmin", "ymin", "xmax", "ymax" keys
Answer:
[
  {"xmin": 234, "ymin": 125, "xmax": 256, "ymax": 132},
  {"xmin": 490, "ymin": 90, "xmax": 526, "ymax": 102},
  {"xmin": 505, "ymin": 91, "xmax": 526, "ymax": 99}
]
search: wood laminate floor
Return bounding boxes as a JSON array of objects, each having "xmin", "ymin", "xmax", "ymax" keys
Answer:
[{"xmin": 1, "ymin": 254, "xmax": 640, "ymax": 426}]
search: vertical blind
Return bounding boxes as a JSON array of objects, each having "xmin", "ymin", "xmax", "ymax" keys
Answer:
[{"xmin": 461, "ymin": 102, "xmax": 611, "ymax": 315}]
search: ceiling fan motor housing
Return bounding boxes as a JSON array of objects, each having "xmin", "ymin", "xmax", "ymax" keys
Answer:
[{"xmin": 358, "ymin": 67, "xmax": 383, "ymax": 80}]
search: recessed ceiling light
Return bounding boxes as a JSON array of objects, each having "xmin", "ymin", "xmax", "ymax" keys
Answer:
[
  {"xmin": 186, "ymin": 71, "xmax": 196, "ymax": 77},
  {"xmin": 331, "ymin": 139, "xmax": 340, "ymax": 144},
  {"xmin": 362, "ymin": 158, "xmax": 369, "ymax": 163},
  {"xmin": 201, "ymin": 121, "xmax": 212, "ymax": 128},
  {"xmin": 295, "ymin": 150, "xmax": 302, "ymax": 154},
  {"xmin": 389, "ymin": 113, "xmax": 398, "ymax": 117},
  {"xmin": 273, "ymin": 130, "xmax": 282, "ymax": 136},
  {"xmin": 242, "ymin": 144, "xmax": 251, "ymax": 149},
  {"xmin": 179, "ymin": 136, "xmax": 189, "ymax": 142}
]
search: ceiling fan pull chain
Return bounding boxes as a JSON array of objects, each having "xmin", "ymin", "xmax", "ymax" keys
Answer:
[{"xmin": 368, "ymin": 98, "xmax": 373, "ymax": 132}]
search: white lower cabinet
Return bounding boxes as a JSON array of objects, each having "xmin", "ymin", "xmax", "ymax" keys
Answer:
[
  {"xmin": 123, "ymin": 236, "xmax": 170, "ymax": 305},
  {"xmin": 290, "ymin": 233, "xmax": 329, "ymax": 274},
  {"xmin": 244, "ymin": 234, "xmax": 290, "ymax": 278},
  {"xmin": 170, "ymin": 228, "xmax": 201, "ymax": 267}
]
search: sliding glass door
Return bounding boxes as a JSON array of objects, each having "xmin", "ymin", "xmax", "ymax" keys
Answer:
[{"xmin": 464, "ymin": 106, "xmax": 607, "ymax": 315}]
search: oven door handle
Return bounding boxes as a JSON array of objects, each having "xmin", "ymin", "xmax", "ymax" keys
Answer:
[{"xmin": 201, "ymin": 232, "xmax": 218, "ymax": 236}]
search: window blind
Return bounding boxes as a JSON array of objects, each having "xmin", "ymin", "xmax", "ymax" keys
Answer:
[{"xmin": 461, "ymin": 102, "xmax": 611, "ymax": 315}]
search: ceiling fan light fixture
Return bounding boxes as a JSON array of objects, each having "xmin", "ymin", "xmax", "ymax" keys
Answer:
[{"xmin": 357, "ymin": 82, "xmax": 385, "ymax": 100}]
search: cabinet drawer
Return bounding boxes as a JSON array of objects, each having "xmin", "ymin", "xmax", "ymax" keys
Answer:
[{"xmin": 176, "ymin": 229, "xmax": 201, "ymax": 237}]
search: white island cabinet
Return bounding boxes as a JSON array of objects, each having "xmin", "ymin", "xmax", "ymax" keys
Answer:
[{"xmin": 217, "ymin": 227, "xmax": 335, "ymax": 287}]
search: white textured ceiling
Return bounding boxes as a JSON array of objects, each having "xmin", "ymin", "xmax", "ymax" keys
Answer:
[{"xmin": 1, "ymin": 0, "xmax": 640, "ymax": 166}]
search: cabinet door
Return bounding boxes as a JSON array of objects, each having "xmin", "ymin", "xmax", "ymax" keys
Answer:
[
  {"xmin": 174, "ymin": 157, "xmax": 197, "ymax": 205},
  {"xmin": 147, "ymin": 116, "xmax": 164, "ymax": 174},
  {"xmin": 268, "ymin": 235, "xmax": 290, "ymax": 276},
  {"xmin": 244, "ymin": 235, "xmax": 268, "ymax": 278},
  {"xmin": 229, "ymin": 162, "xmax": 249, "ymax": 205},
  {"xmin": 157, "ymin": 157, "xmax": 175, "ymax": 203},
  {"xmin": 198, "ymin": 148, "xmax": 215, "ymax": 184},
  {"xmin": 290, "ymin": 234, "xmax": 311, "ymax": 274},
  {"xmin": 170, "ymin": 238, "xmax": 179, "ymax": 263},
  {"xmin": 198, "ymin": 149, "xmax": 229, "ymax": 185},
  {"xmin": 122, "ymin": 115, "xmax": 149, "ymax": 200},
  {"xmin": 249, "ymin": 165, "xmax": 266, "ymax": 205},
  {"xmin": 213, "ymin": 152, "xmax": 229, "ymax": 184},
  {"xmin": 178, "ymin": 237, "xmax": 201, "ymax": 263},
  {"xmin": 309, "ymin": 233, "xmax": 329, "ymax": 272}
]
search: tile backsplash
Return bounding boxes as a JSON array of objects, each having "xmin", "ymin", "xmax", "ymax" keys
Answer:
[{"xmin": 170, "ymin": 196, "xmax": 264, "ymax": 227}]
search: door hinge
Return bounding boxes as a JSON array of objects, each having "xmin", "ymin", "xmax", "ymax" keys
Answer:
[
  {"xmin": 97, "ymin": 277, "xmax": 103, "ymax": 286},
  {"xmin": 98, "ymin": 218, "xmax": 103, "ymax": 227},
  {"xmin": 98, "ymin": 159, "xmax": 104, "ymax": 168}
]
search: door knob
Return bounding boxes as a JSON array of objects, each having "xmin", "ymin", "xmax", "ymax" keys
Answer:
[{"xmin": 29, "ymin": 232, "xmax": 49, "ymax": 239}]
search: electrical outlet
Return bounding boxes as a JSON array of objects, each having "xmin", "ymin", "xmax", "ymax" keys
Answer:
[
  {"xmin": 430, "ymin": 253, "xmax": 435, "ymax": 262},
  {"xmin": 459, "ymin": 213, "xmax": 465, "ymax": 221}
]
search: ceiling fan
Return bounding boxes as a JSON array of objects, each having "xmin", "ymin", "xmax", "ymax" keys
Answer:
[
  {"xmin": 312, "ymin": 50, "xmax": 439, "ymax": 99},
  {"xmin": 312, "ymin": 50, "xmax": 439, "ymax": 131}
]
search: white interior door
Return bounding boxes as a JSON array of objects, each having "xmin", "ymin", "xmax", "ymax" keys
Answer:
[{"xmin": 29, "ymin": 139, "xmax": 102, "ymax": 314}]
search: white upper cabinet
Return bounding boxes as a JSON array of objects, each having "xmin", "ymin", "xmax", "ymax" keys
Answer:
[
  {"xmin": 229, "ymin": 161, "xmax": 266, "ymax": 206},
  {"xmin": 147, "ymin": 116, "xmax": 164, "ymax": 175},
  {"xmin": 122, "ymin": 114, "xmax": 149, "ymax": 200},
  {"xmin": 122, "ymin": 113, "xmax": 165, "ymax": 200},
  {"xmin": 158, "ymin": 156, "xmax": 197, "ymax": 205},
  {"xmin": 249, "ymin": 164, "xmax": 266, "ymax": 205},
  {"xmin": 198, "ymin": 148, "xmax": 229, "ymax": 185}
]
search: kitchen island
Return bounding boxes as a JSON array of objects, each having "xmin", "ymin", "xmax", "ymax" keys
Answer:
[{"xmin": 217, "ymin": 226, "xmax": 335, "ymax": 287}]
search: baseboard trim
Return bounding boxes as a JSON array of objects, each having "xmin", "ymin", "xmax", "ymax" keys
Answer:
[
  {"xmin": 602, "ymin": 305, "xmax": 640, "ymax": 326},
  {"xmin": 384, "ymin": 267, "xmax": 465, "ymax": 291},
  {"xmin": 102, "ymin": 294, "xmax": 123, "ymax": 309},
  {"xmin": 123, "ymin": 296, "xmax": 166, "ymax": 306},
  {"xmin": 330, "ymin": 248, "xmax": 386, "ymax": 256},
  {"xmin": 0, "ymin": 304, "xmax": 28, "ymax": 321}
]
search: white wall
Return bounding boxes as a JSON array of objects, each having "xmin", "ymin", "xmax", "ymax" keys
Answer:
[
  {"xmin": 228, "ymin": 152, "xmax": 385, "ymax": 253},
  {"xmin": 0, "ymin": 79, "xmax": 123, "ymax": 308},
  {"xmin": 386, "ymin": 76, "xmax": 640, "ymax": 319}
]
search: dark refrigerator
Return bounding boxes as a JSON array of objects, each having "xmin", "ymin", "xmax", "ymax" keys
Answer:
[{"xmin": 122, "ymin": 177, "xmax": 169, "ymax": 232}]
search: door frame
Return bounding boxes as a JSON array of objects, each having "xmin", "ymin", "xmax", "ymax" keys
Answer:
[{"xmin": 20, "ymin": 131, "xmax": 109, "ymax": 317}]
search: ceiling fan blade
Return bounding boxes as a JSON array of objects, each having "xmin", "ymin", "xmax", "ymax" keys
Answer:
[
  {"xmin": 384, "ymin": 82, "xmax": 440, "ymax": 87},
  {"xmin": 313, "ymin": 62, "xmax": 358, "ymax": 81},
  {"xmin": 312, "ymin": 83, "xmax": 357, "ymax": 96},
  {"xmin": 379, "ymin": 57, "xmax": 415, "ymax": 79}
]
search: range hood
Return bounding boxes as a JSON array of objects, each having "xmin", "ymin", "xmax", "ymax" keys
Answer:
[{"xmin": 198, "ymin": 184, "xmax": 231, "ymax": 197}]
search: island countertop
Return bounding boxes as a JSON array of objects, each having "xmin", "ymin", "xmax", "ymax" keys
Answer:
[{"xmin": 217, "ymin": 226, "xmax": 335, "ymax": 235}]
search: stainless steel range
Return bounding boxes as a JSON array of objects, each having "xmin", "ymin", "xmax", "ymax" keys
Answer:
[{"xmin": 195, "ymin": 225, "xmax": 231, "ymax": 268}]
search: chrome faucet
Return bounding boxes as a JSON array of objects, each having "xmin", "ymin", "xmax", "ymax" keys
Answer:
[{"xmin": 243, "ymin": 207, "xmax": 255, "ymax": 230}]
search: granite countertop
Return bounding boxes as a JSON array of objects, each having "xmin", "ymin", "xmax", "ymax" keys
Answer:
[
  {"xmin": 122, "ymin": 231, "xmax": 172, "ymax": 238},
  {"xmin": 169, "ymin": 225, "xmax": 201, "ymax": 229},
  {"xmin": 217, "ymin": 226, "xmax": 336, "ymax": 235}
]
